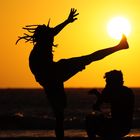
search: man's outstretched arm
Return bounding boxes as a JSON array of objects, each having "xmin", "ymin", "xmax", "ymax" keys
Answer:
[{"xmin": 53, "ymin": 8, "xmax": 79, "ymax": 36}]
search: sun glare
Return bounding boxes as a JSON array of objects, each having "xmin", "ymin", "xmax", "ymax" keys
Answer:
[{"xmin": 107, "ymin": 16, "xmax": 131, "ymax": 40}]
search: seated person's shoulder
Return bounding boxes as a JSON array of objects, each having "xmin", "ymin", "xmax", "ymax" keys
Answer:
[
  {"xmin": 123, "ymin": 86, "xmax": 132, "ymax": 92},
  {"xmin": 122, "ymin": 86, "xmax": 134, "ymax": 97}
]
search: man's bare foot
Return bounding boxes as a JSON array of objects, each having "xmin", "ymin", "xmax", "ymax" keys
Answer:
[{"xmin": 118, "ymin": 34, "xmax": 129, "ymax": 49}]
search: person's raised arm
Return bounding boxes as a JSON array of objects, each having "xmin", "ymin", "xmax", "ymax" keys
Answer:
[{"xmin": 53, "ymin": 8, "xmax": 79, "ymax": 36}]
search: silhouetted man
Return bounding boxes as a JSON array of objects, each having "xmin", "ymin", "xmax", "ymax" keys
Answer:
[
  {"xmin": 17, "ymin": 9, "xmax": 129, "ymax": 140},
  {"xmin": 86, "ymin": 70, "xmax": 134, "ymax": 140}
]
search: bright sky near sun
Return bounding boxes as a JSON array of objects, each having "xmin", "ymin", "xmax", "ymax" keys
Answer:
[
  {"xmin": 107, "ymin": 17, "xmax": 131, "ymax": 40},
  {"xmin": 0, "ymin": 0, "xmax": 140, "ymax": 88}
]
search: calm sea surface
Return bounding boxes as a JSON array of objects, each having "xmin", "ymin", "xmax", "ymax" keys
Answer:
[{"xmin": 0, "ymin": 88, "xmax": 139, "ymax": 119}]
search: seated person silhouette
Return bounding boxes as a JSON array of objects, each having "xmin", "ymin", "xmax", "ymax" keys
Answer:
[
  {"xmin": 85, "ymin": 70, "xmax": 135, "ymax": 140},
  {"xmin": 16, "ymin": 8, "xmax": 129, "ymax": 140}
]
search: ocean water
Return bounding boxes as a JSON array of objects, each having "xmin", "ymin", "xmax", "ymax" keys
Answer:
[
  {"xmin": 0, "ymin": 88, "xmax": 139, "ymax": 120},
  {"xmin": 0, "ymin": 88, "xmax": 139, "ymax": 138}
]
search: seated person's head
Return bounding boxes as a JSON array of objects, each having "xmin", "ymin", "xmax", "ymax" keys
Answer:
[{"xmin": 104, "ymin": 70, "xmax": 124, "ymax": 87}]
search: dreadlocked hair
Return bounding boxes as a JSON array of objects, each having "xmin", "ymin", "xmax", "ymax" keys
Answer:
[
  {"xmin": 16, "ymin": 21, "xmax": 58, "ymax": 47},
  {"xmin": 16, "ymin": 25, "xmax": 39, "ymax": 44}
]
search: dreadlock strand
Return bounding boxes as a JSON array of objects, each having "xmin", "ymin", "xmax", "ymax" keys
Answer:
[
  {"xmin": 24, "ymin": 33, "xmax": 32, "ymax": 37},
  {"xmin": 28, "ymin": 30, "xmax": 35, "ymax": 33},
  {"xmin": 25, "ymin": 25, "xmax": 39, "ymax": 27},
  {"xmin": 16, "ymin": 34, "xmax": 33, "ymax": 44},
  {"xmin": 23, "ymin": 27, "xmax": 36, "ymax": 30}
]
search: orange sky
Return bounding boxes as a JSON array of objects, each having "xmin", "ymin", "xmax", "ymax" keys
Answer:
[{"xmin": 0, "ymin": 0, "xmax": 140, "ymax": 88}]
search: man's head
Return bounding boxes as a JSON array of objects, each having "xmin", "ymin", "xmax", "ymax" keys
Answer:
[
  {"xmin": 32, "ymin": 24, "xmax": 54, "ymax": 46},
  {"xmin": 16, "ymin": 20, "xmax": 55, "ymax": 48},
  {"xmin": 104, "ymin": 70, "xmax": 124, "ymax": 86}
]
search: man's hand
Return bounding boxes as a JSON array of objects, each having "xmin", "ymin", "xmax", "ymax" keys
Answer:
[{"xmin": 67, "ymin": 8, "xmax": 79, "ymax": 23}]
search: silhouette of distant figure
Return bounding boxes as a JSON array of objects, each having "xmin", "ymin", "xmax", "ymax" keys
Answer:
[
  {"xmin": 16, "ymin": 8, "xmax": 129, "ymax": 140},
  {"xmin": 86, "ymin": 70, "xmax": 134, "ymax": 140}
]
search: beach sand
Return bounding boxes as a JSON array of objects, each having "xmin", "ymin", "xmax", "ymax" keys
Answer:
[{"xmin": 0, "ymin": 129, "xmax": 139, "ymax": 140}]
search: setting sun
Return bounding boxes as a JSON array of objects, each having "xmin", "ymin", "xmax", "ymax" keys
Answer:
[{"xmin": 107, "ymin": 16, "xmax": 131, "ymax": 40}]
